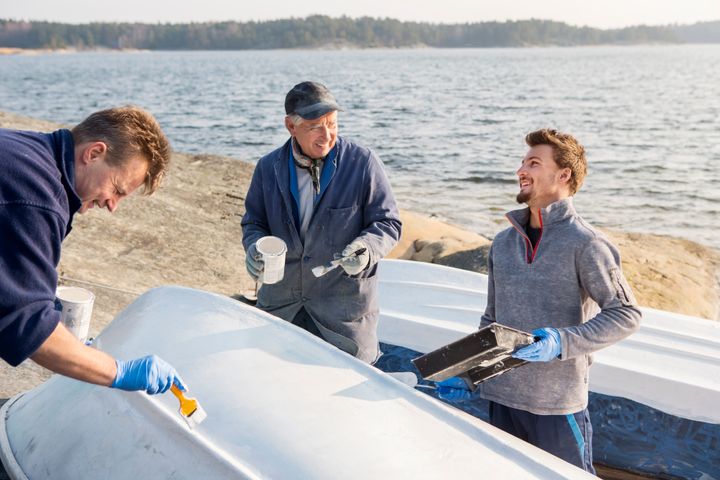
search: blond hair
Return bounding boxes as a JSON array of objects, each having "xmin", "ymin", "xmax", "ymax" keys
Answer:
[
  {"xmin": 525, "ymin": 129, "xmax": 587, "ymax": 195},
  {"xmin": 71, "ymin": 106, "xmax": 171, "ymax": 195}
]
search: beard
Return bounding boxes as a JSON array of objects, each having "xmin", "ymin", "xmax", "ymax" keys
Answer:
[{"xmin": 516, "ymin": 191, "xmax": 531, "ymax": 204}]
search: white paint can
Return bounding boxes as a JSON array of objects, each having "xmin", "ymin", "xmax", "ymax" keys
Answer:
[
  {"xmin": 55, "ymin": 286, "xmax": 95, "ymax": 343},
  {"xmin": 256, "ymin": 236, "xmax": 287, "ymax": 284}
]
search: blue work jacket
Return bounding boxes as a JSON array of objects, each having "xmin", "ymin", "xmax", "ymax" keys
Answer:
[{"xmin": 241, "ymin": 136, "xmax": 401, "ymax": 363}]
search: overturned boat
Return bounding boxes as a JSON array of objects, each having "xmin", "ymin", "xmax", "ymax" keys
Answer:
[
  {"xmin": 0, "ymin": 285, "xmax": 593, "ymax": 479},
  {"xmin": 376, "ymin": 259, "xmax": 720, "ymax": 479}
]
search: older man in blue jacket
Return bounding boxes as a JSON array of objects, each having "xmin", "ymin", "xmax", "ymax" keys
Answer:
[{"xmin": 242, "ymin": 81, "xmax": 401, "ymax": 364}]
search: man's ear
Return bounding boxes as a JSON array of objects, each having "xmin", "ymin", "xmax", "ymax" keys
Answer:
[
  {"xmin": 284, "ymin": 116, "xmax": 296, "ymax": 137},
  {"xmin": 82, "ymin": 142, "xmax": 108, "ymax": 164},
  {"xmin": 559, "ymin": 168, "xmax": 571, "ymax": 183}
]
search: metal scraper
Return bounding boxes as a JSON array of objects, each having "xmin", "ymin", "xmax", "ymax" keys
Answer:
[{"xmin": 311, "ymin": 248, "xmax": 367, "ymax": 277}]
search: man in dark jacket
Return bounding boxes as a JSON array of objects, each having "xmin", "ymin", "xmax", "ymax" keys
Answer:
[
  {"xmin": 437, "ymin": 129, "xmax": 641, "ymax": 473},
  {"xmin": 242, "ymin": 81, "xmax": 402, "ymax": 364},
  {"xmin": 0, "ymin": 106, "xmax": 185, "ymax": 395}
]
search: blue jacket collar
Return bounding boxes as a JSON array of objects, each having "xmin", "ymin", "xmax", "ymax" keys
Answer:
[{"xmin": 50, "ymin": 129, "xmax": 82, "ymax": 231}]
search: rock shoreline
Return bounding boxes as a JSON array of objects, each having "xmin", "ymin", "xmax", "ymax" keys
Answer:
[{"xmin": 1, "ymin": 109, "xmax": 718, "ymax": 397}]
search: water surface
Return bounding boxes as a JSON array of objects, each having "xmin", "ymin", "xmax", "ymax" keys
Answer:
[{"xmin": 1, "ymin": 46, "xmax": 718, "ymax": 247}]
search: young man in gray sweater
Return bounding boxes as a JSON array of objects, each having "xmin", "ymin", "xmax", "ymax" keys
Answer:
[{"xmin": 438, "ymin": 129, "xmax": 642, "ymax": 473}]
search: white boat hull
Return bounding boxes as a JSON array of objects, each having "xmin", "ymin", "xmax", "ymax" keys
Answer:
[
  {"xmin": 377, "ymin": 259, "xmax": 720, "ymax": 425},
  {"xmin": 0, "ymin": 285, "xmax": 592, "ymax": 479}
]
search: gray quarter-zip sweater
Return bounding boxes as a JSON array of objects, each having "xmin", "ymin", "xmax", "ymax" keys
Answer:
[{"xmin": 480, "ymin": 197, "xmax": 642, "ymax": 415}]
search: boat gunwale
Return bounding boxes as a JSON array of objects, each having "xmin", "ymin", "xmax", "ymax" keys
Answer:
[{"xmin": 0, "ymin": 394, "xmax": 29, "ymax": 480}]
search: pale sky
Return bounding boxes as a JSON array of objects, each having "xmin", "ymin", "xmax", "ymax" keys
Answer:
[{"xmin": 4, "ymin": 0, "xmax": 720, "ymax": 29}]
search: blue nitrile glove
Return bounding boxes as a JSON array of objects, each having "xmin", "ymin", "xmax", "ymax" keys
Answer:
[
  {"xmin": 436, "ymin": 376, "xmax": 473, "ymax": 402},
  {"xmin": 512, "ymin": 328, "xmax": 562, "ymax": 362},
  {"xmin": 245, "ymin": 242, "xmax": 264, "ymax": 281},
  {"xmin": 111, "ymin": 355, "xmax": 186, "ymax": 395},
  {"xmin": 339, "ymin": 240, "xmax": 370, "ymax": 275}
]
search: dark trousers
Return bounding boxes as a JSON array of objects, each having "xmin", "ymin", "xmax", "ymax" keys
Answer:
[
  {"xmin": 291, "ymin": 308, "xmax": 323, "ymax": 338},
  {"xmin": 489, "ymin": 401, "xmax": 595, "ymax": 474},
  {"xmin": 291, "ymin": 308, "xmax": 381, "ymax": 365}
]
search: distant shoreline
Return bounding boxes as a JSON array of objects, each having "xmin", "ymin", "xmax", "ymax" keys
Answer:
[
  {"xmin": 3, "ymin": 43, "xmax": 719, "ymax": 56},
  {"xmin": 1, "ymin": 17, "xmax": 718, "ymax": 51},
  {"xmin": 0, "ymin": 47, "xmax": 150, "ymax": 55}
]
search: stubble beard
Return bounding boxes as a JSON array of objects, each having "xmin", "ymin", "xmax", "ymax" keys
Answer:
[{"xmin": 516, "ymin": 191, "xmax": 531, "ymax": 204}]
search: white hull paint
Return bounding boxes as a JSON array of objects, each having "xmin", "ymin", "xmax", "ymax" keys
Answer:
[
  {"xmin": 377, "ymin": 259, "xmax": 720, "ymax": 425},
  {"xmin": 0, "ymin": 285, "xmax": 592, "ymax": 479}
]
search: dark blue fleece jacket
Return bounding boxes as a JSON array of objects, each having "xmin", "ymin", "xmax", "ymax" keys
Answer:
[{"xmin": 0, "ymin": 128, "xmax": 81, "ymax": 366}]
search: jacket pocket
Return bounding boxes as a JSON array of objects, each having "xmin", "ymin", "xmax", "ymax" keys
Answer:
[
  {"xmin": 611, "ymin": 268, "xmax": 637, "ymax": 307},
  {"xmin": 325, "ymin": 205, "xmax": 361, "ymax": 247}
]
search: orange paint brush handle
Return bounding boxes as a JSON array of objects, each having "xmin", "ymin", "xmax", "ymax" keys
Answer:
[
  {"xmin": 171, "ymin": 384, "xmax": 198, "ymax": 417},
  {"xmin": 170, "ymin": 383, "xmax": 185, "ymax": 400}
]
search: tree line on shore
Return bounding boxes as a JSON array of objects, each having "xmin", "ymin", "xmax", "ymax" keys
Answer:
[{"xmin": 1, "ymin": 16, "xmax": 719, "ymax": 50}]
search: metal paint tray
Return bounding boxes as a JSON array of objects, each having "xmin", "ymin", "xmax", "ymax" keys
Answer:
[{"xmin": 411, "ymin": 323, "xmax": 535, "ymax": 388}]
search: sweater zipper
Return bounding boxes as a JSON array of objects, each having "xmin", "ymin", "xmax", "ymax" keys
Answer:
[
  {"xmin": 508, "ymin": 210, "xmax": 544, "ymax": 264},
  {"xmin": 530, "ymin": 212, "xmax": 543, "ymax": 263}
]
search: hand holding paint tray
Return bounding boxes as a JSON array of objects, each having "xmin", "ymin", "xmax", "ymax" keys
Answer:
[
  {"xmin": 311, "ymin": 248, "xmax": 368, "ymax": 277},
  {"xmin": 412, "ymin": 323, "xmax": 535, "ymax": 388}
]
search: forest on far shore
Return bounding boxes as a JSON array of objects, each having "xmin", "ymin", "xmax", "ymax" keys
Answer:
[{"xmin": 1, "ymin": 16, "xmax": 719, "ymax": 50}]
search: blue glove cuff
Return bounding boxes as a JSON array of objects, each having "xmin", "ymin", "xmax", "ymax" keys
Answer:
[{"xmin": 111, "ymin": 359, "xmax": 128, "ymax": 389}]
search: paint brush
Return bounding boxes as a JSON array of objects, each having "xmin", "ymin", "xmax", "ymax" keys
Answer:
[
  {"xmin": 170, "ymin": 384, "xmax": 207, "ymax": 429},
  {"xmin": 311, "ymin": 248, "xmax": 367, "ymax": 277}
]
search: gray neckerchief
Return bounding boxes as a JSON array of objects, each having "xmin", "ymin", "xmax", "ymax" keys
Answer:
[{"xmin": 291, "ymin": 138, "xmax": 322, "ymax": 194}]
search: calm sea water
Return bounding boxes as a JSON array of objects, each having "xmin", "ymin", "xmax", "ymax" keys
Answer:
[{"xmin": 1, "ymin": 46, "xmax": 719, "ymax": 248}]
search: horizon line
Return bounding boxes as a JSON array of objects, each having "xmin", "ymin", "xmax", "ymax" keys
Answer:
[{"xmin": 2, "ymin": 15, "xmax": 719, "ymax": 31}]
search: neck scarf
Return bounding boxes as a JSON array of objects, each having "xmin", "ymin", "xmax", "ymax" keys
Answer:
[{"xmin": 291, "ymin": 138, "xmax": 322, "ymax": 194}]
